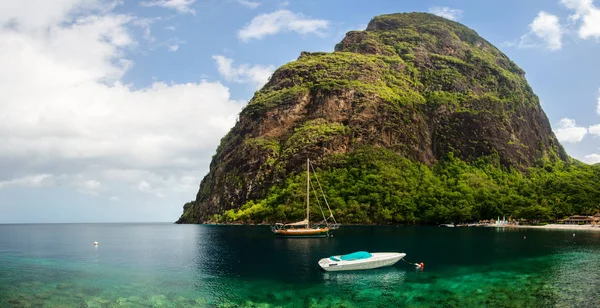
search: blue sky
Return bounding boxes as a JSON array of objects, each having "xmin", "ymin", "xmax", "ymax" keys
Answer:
[{"xmin": 1, "ymin": 0, "xmax": 600, "ymax": 223}]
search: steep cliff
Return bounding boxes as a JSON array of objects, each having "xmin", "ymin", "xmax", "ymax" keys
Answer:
[{"xmin": 176, "ymin": 13, "xmax": 591, "ymax": 225}]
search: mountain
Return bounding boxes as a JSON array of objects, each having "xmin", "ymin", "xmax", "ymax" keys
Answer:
[{"xmin": 177, "ymin": 13, "xmax": 599, "ymax": 225}]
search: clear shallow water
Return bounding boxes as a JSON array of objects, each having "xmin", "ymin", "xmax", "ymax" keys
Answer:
[{"xmin": 1, "ymin": 224, "xmax": 599, "ymax": 307}]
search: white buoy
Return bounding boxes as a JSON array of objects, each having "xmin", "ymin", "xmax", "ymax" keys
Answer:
[{"xmin": 94, "ymin": 241, "xmax": 98, "ymax": 246}]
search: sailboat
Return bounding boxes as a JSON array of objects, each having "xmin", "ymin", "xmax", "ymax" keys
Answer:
[{"xmin": 271, "ymin": 158, "xmax": 340, "ymax": 238}]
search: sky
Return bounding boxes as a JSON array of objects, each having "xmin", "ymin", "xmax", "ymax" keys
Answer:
[{"xmin": 1, "ymin": 0, "xmax": 600, "ymax": 223}]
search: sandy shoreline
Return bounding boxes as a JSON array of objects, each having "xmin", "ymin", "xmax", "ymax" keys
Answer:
[{"xmin": 486, "ymin": 224, "xmax": 600, "ymax": 232}]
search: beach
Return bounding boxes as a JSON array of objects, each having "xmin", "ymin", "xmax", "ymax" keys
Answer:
[{"xmin": 489, "ymin": 223, "xmax": 600, "ymax": 231}]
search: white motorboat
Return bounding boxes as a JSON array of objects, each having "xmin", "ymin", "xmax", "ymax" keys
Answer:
[{"xmin": 318, "ymin": 251, "xmax": 406, "ymax": 272}]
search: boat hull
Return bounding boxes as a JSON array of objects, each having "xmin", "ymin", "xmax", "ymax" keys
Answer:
[
  {"xmin": 318, "ymin": 252, "xmax": 406, "ymax": 271},
  {"xmin": 273, "ymin": 227, "xmax": 329, "ymax": 238}
]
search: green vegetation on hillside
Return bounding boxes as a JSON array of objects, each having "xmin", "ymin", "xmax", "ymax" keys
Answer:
[{"xmin": 210, "ymin": 147, "xmax": 600, "ymax": 225}]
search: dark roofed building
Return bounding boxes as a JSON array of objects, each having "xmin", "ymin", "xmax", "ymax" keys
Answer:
[{"xmin": 561, "ymin": 215, "xmax": 594, "ymax": 225}]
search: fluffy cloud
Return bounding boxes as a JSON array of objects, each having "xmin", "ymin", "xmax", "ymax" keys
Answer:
[
  {"xmin": 554, "ymin": 118, "xmax": 588, "ymax": 143},
  {"xmin": 0, "ymin": 0, "xmax": 122, "ymax": 30},
  {"xmin": 237, "ymin": 0, "xmax": 260, "ymax": 9},
  {"xmin": 520, "ymin": 12, "xmax": 563, "ymax": 50},
  {"xmin": 589, "ymin": 124, "xmax": 600, "ymax": 136},
  {"xmin": 583, "ymin": 153, "xmax": 600, "ymax": 164},
  {"xmin": 213, "ymin": 55, "xmax": 274, "ymax": 89},
  {"xmin": 0, "ymin": 0, "xmax": 243, "ymax": 200},
  {"xmin": 531, "ymin": 12, "xmax": 563, "ymax": 50},
  {"xmin": 238, "ymin": 10, "xmax": 328, "ymax": 41},
  {"xmin": 428, "ymin": 7, "xmax": 463, "ymax": 21},
  {"xmin": 561, "ymin": 0, "xmax": 600, "ymax": 39},
  {"xmin": 515, "ymin": 1, "xmax": 600, "ymax": 49},
  {"xmin": 140, "ymin": 0, "xmax": 196, "ymax": 15}
]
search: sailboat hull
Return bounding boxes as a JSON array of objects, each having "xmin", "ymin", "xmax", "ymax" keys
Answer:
[{"xmin": 272, "ymin": 227, "xmax": 329, "ymax": 238}]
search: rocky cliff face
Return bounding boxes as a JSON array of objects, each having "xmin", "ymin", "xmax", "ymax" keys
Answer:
[{"xmin": 176, "ymin": 13, "xmax": 567, "ymax": 224}]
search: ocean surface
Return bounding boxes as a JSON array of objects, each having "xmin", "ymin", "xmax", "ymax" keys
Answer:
[{"xmin": 1, "ymin": 223, "xmax": 599, "ymax": 307}]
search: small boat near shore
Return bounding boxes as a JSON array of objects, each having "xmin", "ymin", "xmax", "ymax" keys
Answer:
[
  {"xmin": 318, "ymin": 251, "xmax": 406, "ymax": 272},
  {"xmin": 271, "ymin": 158, "xmax": 340, "ymax": 238}
]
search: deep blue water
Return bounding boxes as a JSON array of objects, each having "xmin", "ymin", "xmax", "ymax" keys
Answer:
[{"xmin": 1, "ymin": 223, "xmax": 599, "ymax": 307}]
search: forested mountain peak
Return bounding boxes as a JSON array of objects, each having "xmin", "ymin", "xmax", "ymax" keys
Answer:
[{"xmin": 177, "ymin": 12, "xmax": 598, "ymax": 225}]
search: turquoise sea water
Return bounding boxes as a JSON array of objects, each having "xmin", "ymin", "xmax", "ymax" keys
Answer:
[{"xmin": 1, "ymin": 224, "xmax": 599, "ymax": 307}]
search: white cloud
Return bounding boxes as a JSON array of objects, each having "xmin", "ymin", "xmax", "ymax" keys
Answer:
[
  {"xmin": 428, "ymin": 7, "xmax": 463, "ymax": 21},
  {"xmin": 74, "ymin": 179, "xmax": 103, "ymax": 196},
  {"xmin": 554, "ymin": 118, "xmax": 587, "ymax": 143},
  {"xmin": 0, "ymin": 0, "xmax": 122, "ymax": 30},
  {"xmin": 102, "ymin": 168, "xmax": 201, "ymax": 194},
  {"xmin": 589, "ymin": 124, "xmax": 600, "ymax": 136},
  {"xmin": 140, "ymin": 0, "xmax": 196, "ymax": 15},
  {"xmin": 561, "ymin": 0, "xmax": 600, "ymax": 39},
  {"xmin": 515, "ymin": 1, "xmax": 600, "ymax": 49},
  {"xmin": 238, "ymin": 9, "xmax": 328, "ymax": 41},
  {"xmin": 583, "ymin": 153, "xmax": 600, "ymax": 164},
  {"xmin": 555, "ymin": 118, "xmax": 588, "ymax": 143},
  {"xmin": 137, "ymin": 180, "xmax": 166, "ymax": 198},
  {"xmin": 137, "ymin": 180, "xmax": 152, "ymax": 192},
  {"xmin": 212, "ymin": 55, "xmax": 274, "ymax": 89},
  {"xmin": 83, "ymin": 180, "xmax": 101, "ymax": 189},
  {"xmin": 164, "ymin": 26, "xmax": 176, "ymax": 31},
  {"xmin": 520, "ymin": 12, "xmax": 563, "ymax": 50},
  {"xmin": 237, "ymin": 0, "xmax": 260, "ymax": 9},
  {"xmin": 0, "ymin": 174, "xmax": 54, "ymax": 188},
  {"xmin": 531, "ymin": 12, "xmax": 563, "ymax": 50},
  {"xmin": 0, "ymin": 0, "xmax": 243, "ymax": 201}
]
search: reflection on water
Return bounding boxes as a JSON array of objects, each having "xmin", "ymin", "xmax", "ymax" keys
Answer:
[
  {"xmin": 193, "ymin": 225, "xmax": 335, "ymax": 283},
  {"xmin": 273, "ymin": 237, "xmax": 330, "ymax": 256},
  {"xmin": 322, "ymin": 266, "xmax": 407, "ymax": 285},
  {"xmin": 273, "ymin": 237, "xmax": 330, "ymax": 279}
]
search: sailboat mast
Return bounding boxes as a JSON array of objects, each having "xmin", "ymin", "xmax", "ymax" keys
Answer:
[{"xmin": 306, "ymin": 158, "xmax": 310, "ymax": 228}]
